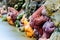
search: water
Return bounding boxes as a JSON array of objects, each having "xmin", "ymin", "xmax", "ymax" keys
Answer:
[
  {"xmin": 0, "ymin": 18, "xmax": 35, "ymax": 40},
  {"xmin": 0, "ymin": 0, "xmax": 35, "ymax": 40}
]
